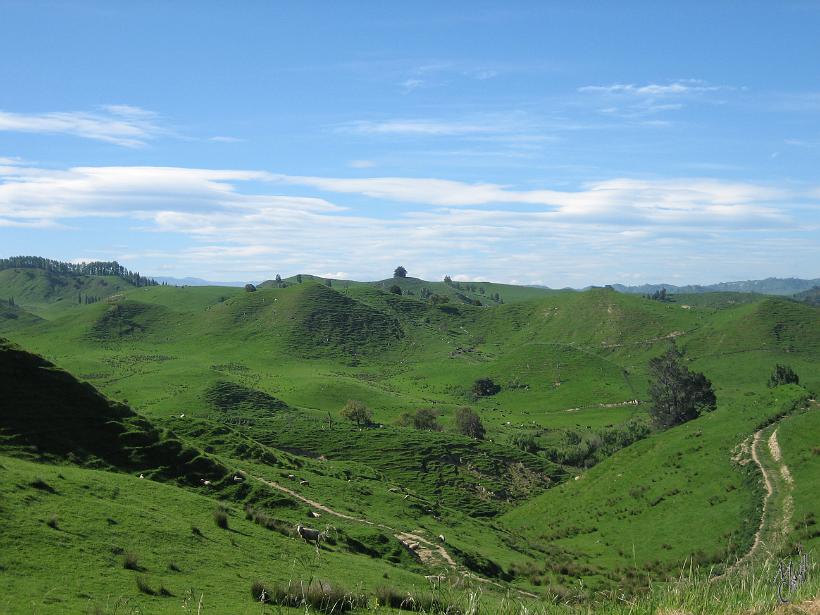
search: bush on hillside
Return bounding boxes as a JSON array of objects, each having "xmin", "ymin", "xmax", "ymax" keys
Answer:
[
  {"xmin": 389, "ymin": 285, "xmax": 402, "ymax": 295},
  {"xmin": 454, "ymin": 407, "xmax": 485, "ymax": 440},
  {"xmin": 340, "ymin": 399, "xmax": 373, "ymax": 427},
  {"xmin": 244, "ymin": 283, "xmax": 256, "ymax": 292},
  {"xmin": 768, "ymin": 364, "xmax": 799, "ymax": 387},
  {"xmin": 472, "ymin": 377, "xmax": 500, "ymax": 398},
  {"xmin": 406, "ymin": 407, "xmax": 441, "ymax": 431},
  {"xmin": 648, "ymin": 346, "xmax": 716, "ymax": 428}
]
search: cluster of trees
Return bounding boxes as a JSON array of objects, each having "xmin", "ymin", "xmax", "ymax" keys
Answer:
[
  {"xmin": 78, "ymin": 293, "xmax": 101, "ymax": 305},
  {"xmin": 768, "ymin": 364, "xmax": 799, "ymax": 387},
  {"xmin": 645, "ymin": 288, "xmax": 672, "ymax": 302},
  {"xmin": 0, "ymin": 256, "xmax": 156, "ymax": 287},
  {"xmin": 340, "ymin": 400, "xmax": 485, "ymax": 439},
  {"xmin": 647, "ymin": 346, "xmax": 716, "ymax": 428}
]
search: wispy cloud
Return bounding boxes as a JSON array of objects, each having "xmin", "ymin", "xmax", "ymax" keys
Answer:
[
  {"xmin": 579, "ymin": 80, "xmax": 726, "ymax": 97},
  {"xmin": 1, "ymin": 164, "xmax": 814, "ymax": 285},
  {"xmin": 337, "ymin": 119, "xmax": 497, "ymax": 136},
  {"xmin": 0, "ymin": 105, "xmax": 167, "ymax": 147}
]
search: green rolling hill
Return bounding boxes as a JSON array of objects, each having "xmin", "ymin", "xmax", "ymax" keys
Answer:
[{"xmin": 1, "ymin": 259, "xmax": 818, "ymax": 613}]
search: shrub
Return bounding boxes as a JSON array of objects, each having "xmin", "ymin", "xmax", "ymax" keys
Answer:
[
  {"xmin": 135, "ymin": 576, "xmax": 156, "ymax": 595},
  {"xmin": 46, "ymin": 514, "xmax": 59, "ymax": 529},
  {"xmin": 454, "ymin": 406, "xmax": 485, "ymax": 439},
  {"xmin": 389, "ymin": 284, "xmax": 403, "ymax": 295},
  {"xmin": 191, "ymin": 525, "xmax": 203, "ymax": 537},
  {"xmin": 251, "ymin": 579, "xmax": 367, "ymax": 613},
  {"xmin": 340, "ymin": 399, "xmax": 372, "ymax": 427},
  {"xmin": 29, "ymin": 477, "xmax": 56, "ymax": 493},
  {"xmin": 411, "ymin": 407, "xmax": 441, "ymax": 431},
  {"xmin": 213, "ymin": 509, "xmax": 229, "ymax": 530},
  {"xmin": 123, "ymin": 552, "xmax": 140, "ymax": 571},
  {"xmin": 244, "ymin": 283, "xmax": 256, "ymax": 292},
  {"xmin": 168, "ymin": 561, "xmax": 181, "ymax": 572},
  {"xmin": 471, "ymin": 377, "xmax": 500, "ymax": 398}
]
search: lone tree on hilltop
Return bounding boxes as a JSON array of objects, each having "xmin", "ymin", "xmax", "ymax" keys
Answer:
[
  {"xmin": 389, "ymin": 285, "xmax": 402, "ymax": 295},
  {"xmin": 340, "ymin": 399, "xmax": 372, "ymax": 427},
  {"xmin": 472, "ymin": 377, "xmax": 501, "ymax": 398},
  {"xmin": 455, "ymin": 407, "xmax": 485, "ymax": 440},
  {"xmin": 647, "ymin": 345, "xmax": 716, "ymax": 428},
  {"xmin": 394, "ymin": 266, "xmax": 407, "ymax": 278},
  {"xmin": 768, "ymin": 364, "xmax": 799, "ymax": 388}
]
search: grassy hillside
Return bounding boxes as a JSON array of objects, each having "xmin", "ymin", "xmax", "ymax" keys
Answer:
[
  {"xmin": 0, "ymin": 267, "xmax": 138, "ymax": 318},
  {"xmin": 1, "ymin": 265, "xmax": 819, "ymax": 611}
]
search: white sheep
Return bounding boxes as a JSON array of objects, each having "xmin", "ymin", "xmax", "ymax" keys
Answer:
[
  {"xmin": 138, "ymin": 474, "xmax": 144, "ymax": 479},
  {"xmin": 299, "ymin": 480, "xmax": 310, "ymax": 486},
  {"xmin": 438, "ymin": 534, "xmax": 445, "ymax": 543}
]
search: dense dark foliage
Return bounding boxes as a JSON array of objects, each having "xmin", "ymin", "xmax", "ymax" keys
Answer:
[
  {"xmin": 768, "ymin": 364, "xmax": 800, "ymax": 387},
  {"xmin": 647, "ymin": 346, "xmax": 716, "ymax": 428},
  {"xmin": 454, "ymin": 407, "xmax": 485, "ymax": 440},
  {"xmin": 0, "ymin": 256, "xmax": 156, "ymax": 286}
]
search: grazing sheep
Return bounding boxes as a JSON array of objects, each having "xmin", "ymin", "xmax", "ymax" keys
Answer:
[
  {"xmin": 299, "ymin": 480, "xmax": 310, "ymax": 486},
  {"xmin": 438, "ymin": 534, "xmax": 445, "ymax": 543},
  {"xmin": 179, "ymin": 413, "xmax": 185, "ymax": 418},
  {"xmin": 408, "ymin": 542, "xmax": 420, "ymax": 551},
  {"xmin": 296, "ymin": 524, "xmax": 324, "ymax": 543},
  {"xmin": 388, "ymin": 487, "xmax": 400, "ymax": 493},
  {"xmin": 201, "ymin": 479, "xmax": 211, "ymax": 486},
  {"xmin": 307, "ymin": 511, "xmax": 321, "ymax": 519},
  {"xmin": 233, "ymin": 475, "xmax": 243, "ymax": 482},
  {"xmin": 138, "ymin": 474, "xmax": 144, "ymax": 479},
  {"xmin": 287, "ymin": 474, "xmax": 296, "ymax": 480}
]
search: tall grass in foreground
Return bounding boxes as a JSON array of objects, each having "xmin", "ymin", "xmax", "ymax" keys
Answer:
[{"xmin": 249, "ymin": 556, "xmax": 817, "ymax": 614}]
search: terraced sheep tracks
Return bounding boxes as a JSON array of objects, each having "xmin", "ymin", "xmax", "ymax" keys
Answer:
[
  {"xmin": 251, "ymin": 475, "xmax": 537, "ymax": 598},
  {"xmin": 721, "ymin": 422, "xmax": 795, "ymax": 578}
]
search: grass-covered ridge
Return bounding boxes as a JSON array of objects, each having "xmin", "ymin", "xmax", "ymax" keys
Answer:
[{"xmin": 0, "ymin": 265, "xmax": 818, "ymax": 612}]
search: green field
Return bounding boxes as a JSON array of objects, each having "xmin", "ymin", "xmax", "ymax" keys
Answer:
[{"xmin": 1, "ymin": 262, "xmax": 818, "ymax": 613}]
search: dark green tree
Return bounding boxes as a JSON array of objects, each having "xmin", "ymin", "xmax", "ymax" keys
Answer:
[
  {"xmin": 296, "ymin": 274, "xmax": 303, "ymax": 283},
  {"xmin": 647, "ymin": 346, "xmax": 716, "ymax": 428},
  {"xmin": 454, "ymin": 407, "xmax": 485, "ymax": 439},
  {"xmin": 472, "ymin": 377, "xmax": 501, "ymax": 398},
  {"xmin": 389, "ymin": 285, "xmax": 402, "ymax": 295},
  {"xmin": 394, "ymin": 266, "xmax": 407, "ymax": 278},
  {"xmin": 244, "ymin": 283, "xmax": 256, "ymax": 292},
  {"xmin": 768, "ymin": 364, "xmax": 799, "ymax": 387}
]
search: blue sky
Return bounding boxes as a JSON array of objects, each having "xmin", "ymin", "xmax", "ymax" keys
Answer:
[{"xmin": 1, "ymin": 1, "xmax": 818, "ymax": 286}]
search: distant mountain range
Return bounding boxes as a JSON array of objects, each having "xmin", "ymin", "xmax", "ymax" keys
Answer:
[
  {"xmin": 608, "ymin": 277, "xmax": 820, "ymax": 296},
  {"xmin": 152, "ymin": 276, "xmax": 252, "ymax": 287}
]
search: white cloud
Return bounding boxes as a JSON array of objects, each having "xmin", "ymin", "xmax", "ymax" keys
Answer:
[
  {"xmin": 0, "ymin": 105, "xmax": 166, "ymax": 147},
  {"xmin": 0, "ymin": 164, "xmax": 814, "ymax": 285},
  {"xmin": 579, "ymin": 80, "xmax": 725, "ymax": 97},
  {"xmin": 338, "ymin": 119, "xmax": 495, "ymax": 136},
  {"xmin": 348, "ymin": 159, "xmax": 377, "ymax": 169}
]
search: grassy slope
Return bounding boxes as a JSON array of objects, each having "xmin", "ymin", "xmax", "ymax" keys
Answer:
[
  {"xmin": 1, "ymin": 269, "xmax": 818, "ymax": 603},
  {"xmin": 0, "ymin": 267, "xmax": 137, "ymax": 318}
]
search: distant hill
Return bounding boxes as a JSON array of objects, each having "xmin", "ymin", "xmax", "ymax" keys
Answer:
[
  {"xmin": 794, "ymin": 285, "xmax": 820, "ymax": 306},
  {"xmin": 610, "ymin": 277, "xmax": 820, "ymax": 296},
  {"xmin": 153, "ymin": 276, "xmax": 249, "ymax": 287}
]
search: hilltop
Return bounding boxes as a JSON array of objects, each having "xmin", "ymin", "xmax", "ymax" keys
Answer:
[{"xmin": 0, "ymin": 260, "xmax": 818, "ymax": 611}]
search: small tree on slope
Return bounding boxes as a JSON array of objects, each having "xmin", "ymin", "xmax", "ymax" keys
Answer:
[
  {"xmin": 340, "ymin": 399, "xmax": 372, "ymax": 427},
  {"xmin": 648, "ymin": 345, "xmax": 716, "ymax": 428}
]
